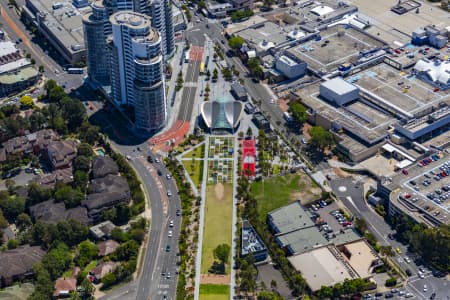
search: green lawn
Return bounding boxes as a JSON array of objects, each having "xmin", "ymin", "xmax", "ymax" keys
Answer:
[
  {"xmin": 0, "ymin": 283, "xmax": 34, "ymax": 300},
  {"xmin": 182, "ymin": 159, "xmax": 204, "ymax": 189},
  {"xmin": 201, "ymin": 184, "xmax": 233, "ymax": 274},
  {"xmin": 251, "ymin": 174, "xmax": 304, "ymax": 222},
  {"xmin": 182, "ymin": 143, "xmax": 205, "ymax": 159},
  {"xmin": 83, "ymin": 260, "xmax": 98, "ymax": 273},
  {"xmin": 199, "ymin": 284, "xmax": 230, "ymax": 300}
]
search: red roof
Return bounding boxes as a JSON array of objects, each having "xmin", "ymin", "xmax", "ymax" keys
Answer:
[
  {"xmin": 53, "ymin": 278, "xmax": 76, "ymax": 297},
  {"xmin": 242, "ymin": 139, "xmax": 256, "ymax": 176}
]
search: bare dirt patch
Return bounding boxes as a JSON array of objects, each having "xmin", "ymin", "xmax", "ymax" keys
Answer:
[
  {"xmin": 278, "ymin": 98, "xmax": 289, "ymax": 112},
  {"xmin": 214, "ymin": 183, "xmax": 224, "ymax": 200},
  {"xmin": 200, "ymin": 274, "xmax": 231, "ymax": 285},
  {"xmin": 302, "ymin": 123, "xmax": 312, "ymax": 139},
  {"xmin": 290, "ymin": 172, "xmax": 322, "ymax": 204},
  {"xmin": 333, "ymin": 168, "xmax": 351, "ymax": 178}
]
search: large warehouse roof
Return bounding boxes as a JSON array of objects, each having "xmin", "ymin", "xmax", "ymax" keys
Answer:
[
  {"xmin": 268, "ymin": 201, "xmax": 315, "ymax": 235},
  {"xmin": 321, "ymin": 77, "xmax": 359, "ymax": 96},
  {"xmin": 276, "ymin": 226, "xmax": 328, "ymax": 255},
  {"xmin": 288, "ymin": 246, "xmax": 356, "ymax": 292}
]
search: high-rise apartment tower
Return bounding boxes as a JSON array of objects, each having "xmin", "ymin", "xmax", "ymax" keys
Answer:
[{"xmin": 109, "ymin": 11, "xmax": 166, "ymax": 132}]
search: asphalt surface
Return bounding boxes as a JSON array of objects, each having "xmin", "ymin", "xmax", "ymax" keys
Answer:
[
  {"xmin": 178, "ymin": 59, "xmax": 200, "ymax": 121},
  {"xmin": 329, "ymin": 177, "xmax": 449, "ymax": 300},
  {"xmin": 99, "ymin": 147, "xmax": 181, "ymax": 300}
]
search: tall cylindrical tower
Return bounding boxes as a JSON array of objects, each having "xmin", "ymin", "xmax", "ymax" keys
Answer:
[{"xmin": 109, "ymin": 11, "xmax": 166, "ymax": 132}]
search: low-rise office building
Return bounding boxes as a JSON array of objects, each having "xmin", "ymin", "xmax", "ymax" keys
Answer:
[
  {"xmin": 207, "ymin": 3, "xmax": 232, "ymax": 18},
  {"xmin": 228, "ymin": 0, "xmax": 253, "ymax": 11},
  {"xmin": 275, "ymin": 55, "xmax": 307, "ymax": 79},
  {"xmin": 23, "ymin": 0, "xmax": 87, "ymax": 64},
  {"xmin": 0, "ymin": 67, "xmax": 39, "ymax": 97},
  {"xmin": 0, "ymin": 41, "xmax": 39, "ymax": 96},
  {"xmin": 241, "ymin": 220, "xmax": 268, "ymax": 262}
]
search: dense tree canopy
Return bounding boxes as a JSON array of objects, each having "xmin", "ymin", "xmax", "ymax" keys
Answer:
[
  {"xmin": 0, "ymin": 191, "xmax": 25, "ymax": 222},
  {"xmin": 54, "ymin": 185, "xmax": 84, "ymax": 208},
  {"xmin": 230, "ymin": 10, "xmax": 254, "ymax": 22},
  {"xmin": 289, "ymin": 101, "xmax": 308, "ymax": 125},
  {"xmin": 213, "ymin": 243, "xmax": 231, "ymax": 265},
  {"xmin": 228, "ymin": 36, "xmax": 245, "ymax": 49},
  {"xmin": 308, "ymin": 126, "xmax": 335, "ymax": 151},
  {"xmin": 29, "ymin": 219, "xmax": 89, "ymax": 248},
  {"xmin": 77, "ymin": 240, "xmax": 98, "ymax": 268},
  {"xmin": 42, "ymin": 242, "xmax": 72, "ymax": 279}
]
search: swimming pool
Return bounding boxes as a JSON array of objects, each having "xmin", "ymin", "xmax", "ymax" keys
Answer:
[{"xmin": 95, "ymin": 149, "xmax": 105, "ymax": 156}]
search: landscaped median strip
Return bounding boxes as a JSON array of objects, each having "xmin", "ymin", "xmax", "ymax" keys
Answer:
[{"xmin": 193, "ymin": 136, "xmax": 235, "ymax": 300}]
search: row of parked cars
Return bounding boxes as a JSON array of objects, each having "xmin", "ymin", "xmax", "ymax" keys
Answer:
[
  {"xmin": 417, "ymin": 154, "xmax": 441, "ymax": 167},
  {"xmin": 310, "ymin": 200, "xmax": 328, "ymax": 211},
  {"xmin": 331, "ymin": 209, "xmax": 353, "ymax": 227}
]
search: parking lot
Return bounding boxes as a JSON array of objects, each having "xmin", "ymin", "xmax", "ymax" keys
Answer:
[
  {"xmin": 308, "ymin": 200, "xmax": 354, "ymax": 239},
  {"xmin": 0, "ymin": 167, "xmax": 39, "ymax": 189},
  {"xmin": 403, "ymin": 156, "xmax": 450, "ymax": 212}
]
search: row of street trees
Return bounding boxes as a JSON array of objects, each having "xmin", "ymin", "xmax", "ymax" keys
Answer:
[{"xmin": 236, "ymin": 177, "xmax": 307, "ymax": 297}]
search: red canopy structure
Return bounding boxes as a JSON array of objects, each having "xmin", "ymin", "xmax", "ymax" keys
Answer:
[{"xmin": 242, "ymin": 139, "xmax": 256, "ymax": 176}]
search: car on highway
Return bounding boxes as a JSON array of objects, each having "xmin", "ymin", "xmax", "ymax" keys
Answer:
[
  {"xmin": 166, "ymin": 272, "xmax": 171, "ymax": 279},
  {"xmin": 165, "ymin": 245, "xmax": 171, "ymax": 252},
  {"xmin": 418, "ymin": 272, "xmax": 425, "ymax": 278},
  {"xmin": 155, "ymin": 158, "xmax": 160, "ymax": 163},
  {"xmin": 423, "ymin": 284, "xmax": 428, "ymax": 292},
  {"xmin": 176, "ymin": 209, "xmax": 181, "ymax": 216},
  {"xmin": 169, "ymin": 220, "xmax": 174, "ymax": 227},
  {"xmin": 126, "ymin": 155, "xmax": 132, "ymax": 160},
  {"xmin": 168, "ymin": 230, "xmax": 173, "ymax": 238},
  {"xmin": 384, "ymin": 293, "xmax": 393, "ymax": 298},
  {"xmin": 396, "ymin": 247, "xmax": 402, "ymax": 254},
  {"xmin": 405, "ymin": 269, "xmax": 412, "ymax": 276},
  {"xmin": 147, "ymin": 156, "xmax": 153, "ymax": 163},
  {"xmin": 166, "ymin": 174, "xmax": 171, "ymax": 179},
  {"xmin": 405, "ymin": 293, "xmax": 413, "ymax": 298},
  {"xmin": 404, "ymin": 256, "xmax": 411, "ymax": 263},
  {"xmin": 167, "ymin": 190, "xmax": 172, "ymax": 197}
]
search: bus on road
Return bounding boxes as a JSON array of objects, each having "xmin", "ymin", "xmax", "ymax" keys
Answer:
[
  {"xmin": 283, "ymin": 112, "xmax": 294, "ymax": 123},
  {"xmin": 67, "ymin": 68, "xmax": 84, "ymax": 74}
]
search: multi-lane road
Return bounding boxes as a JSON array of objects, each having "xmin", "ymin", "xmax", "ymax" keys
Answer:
[
  {"xmin": 99, "ymin": 146, "xmax": 181, "ymax": 300},
  {"xmin": 98, "ymin": 22, "xmax": 207, "ymax": 300}
]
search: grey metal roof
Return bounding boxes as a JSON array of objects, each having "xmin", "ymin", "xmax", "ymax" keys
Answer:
[
  {"xmin": 276, "ymin": 226, "xmax": 329, "ymax": 254},
  {"xmin": 321, "ymin": 77, "xmax": 358, "ymax": 95},
  {"xmin": 268, "ymin": 201, "xmax": 315, "ymax": 235}
]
